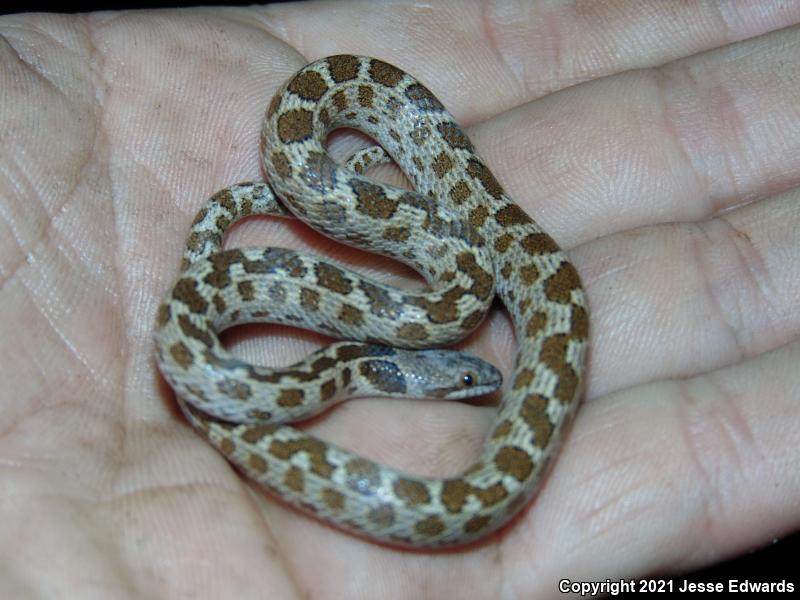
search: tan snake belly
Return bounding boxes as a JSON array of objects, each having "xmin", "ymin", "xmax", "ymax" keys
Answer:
[{"xmin": 154, "ymin": 55, "xmax": 589, "ymax": 548}]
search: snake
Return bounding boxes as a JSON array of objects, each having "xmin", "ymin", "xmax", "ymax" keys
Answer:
[{"xmin": 154, "ymin": 55, "xmax": 589, "ymax": 548}]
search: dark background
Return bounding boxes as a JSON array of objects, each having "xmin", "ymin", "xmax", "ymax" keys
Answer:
[{"xmin": 3, "ymin": 0, "xmax": 797, "ymax": 591}]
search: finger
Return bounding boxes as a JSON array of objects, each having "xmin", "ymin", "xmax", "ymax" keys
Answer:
[
  {"xmin": 264, "ymin": 0, "xmax": 800, "ymax": 123},
  {"xmin": 580, "ymin": 186, "xmax": 800, "ymax": 397},
  {"xmin": 525, "ymin": 339, "xmax": 800, "ymax": 591},
  {"xmin": 466, "ymin": 25, "xmax": 800, "ymax": 246}
]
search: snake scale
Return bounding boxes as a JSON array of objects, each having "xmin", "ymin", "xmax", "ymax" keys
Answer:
[{"xmin": 155, "ymin": 55, "xmax": 589, "ymax": 548}]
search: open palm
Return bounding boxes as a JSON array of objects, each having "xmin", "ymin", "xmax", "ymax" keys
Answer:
[{"xmin": 2, "ymin": 2, "xmax": 799, "ymax": 597}]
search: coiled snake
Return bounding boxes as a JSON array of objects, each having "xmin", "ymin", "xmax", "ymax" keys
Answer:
[{"xmin": 154, "ymin": 55, "xmax": 589, "ymax": 548}]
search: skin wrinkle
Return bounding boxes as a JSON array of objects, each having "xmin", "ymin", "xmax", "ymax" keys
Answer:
[
  {"xmin": 652, "ymin": 62, "xmax": 712, "ymax": 212},
  {"xmin": 690, "ymin": 217, "xmax": 765, "ymax": 357},
  {"xmin": 671, "ymin": 369, "xmax": 759, "ymax": 554},
  {"xmin": 657, "ymin": 58, "xmax": 753, "ymax": 211}
]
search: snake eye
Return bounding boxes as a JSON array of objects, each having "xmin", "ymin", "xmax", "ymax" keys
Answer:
[{"xmin": 462, "ymin": 372, "xmax": 475, "ymax": 387}]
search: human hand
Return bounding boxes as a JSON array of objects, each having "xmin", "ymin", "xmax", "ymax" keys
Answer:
[{"xmin": 1, "ymin": 2, "xmax": 798, "ymax": 597}]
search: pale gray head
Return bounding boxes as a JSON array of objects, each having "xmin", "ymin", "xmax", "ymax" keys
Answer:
[{"xmin": 357, "ymin": 347, "xmax": 502, "ymax": 400}]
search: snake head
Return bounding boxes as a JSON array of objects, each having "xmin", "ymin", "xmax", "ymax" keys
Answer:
[{"xmin": 390, "ymin": 348, "xmax": 502, "ymax": 400}]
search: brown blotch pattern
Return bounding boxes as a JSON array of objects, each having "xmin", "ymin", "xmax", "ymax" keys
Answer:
[
  {"xmin": 219, "ymin": 438, "xmax": 235, "ymax": 456},
  {"xmin": 513, "ymin": 369, "xmax": 535, "ymax": 390},
  {"xmin": 177, "ymin": 314, "xmax": 213, "ymax": 347},
  {"xmin": 277, "ymin": 388, "xmax": 305, "ymax": 407},
  {"xmin": 519, "ymin": 264, "xmax": 540, "ymax": 286},
  {"xmin": 520, "ymin": 394, "xmax": 554, "ymax": 449},
  {"xmin": 237, "ymin": 280, "xmax": 255, "ymax": 301},
  {"xmin": 335, "ymin": 344, "xmax": 374, "ymax": 362},
  {"xmin": 441, "ymin": 479, "xmax": 470, "ymax": 513},
  {"xmin": 284, "ymin": 466, "xmax": 305, "ymax": 492},
  {"xmin": 338, "ymin": 303, "xmax": 364, "ymax": 326},
  {"xmin": 240, "ymin": 424, "xmax": 279, "ymax": 443},
  {"xmin": 357, "ymin": 85, "xmax": 374, "ymax": 108},
  {"xmin": 463, "ymin": 515, "xmax": 492, "ymax": 534},
  {"xmin": 410, "ymin": 125, "xmax": 430, "ymax": 146},
  {"xmin": 288, "ymin": 70, "xmax": 328, "ymax": 101},
  {"xmin": 494, "ymin": 233, "xmax": 514, "ymax": 253},
  {"xmin": 169, "ymin": 342, "xmax": 193, "ymax": 369},
  {"xmin": 319, "ymin": 107, "xmax": 331, "ymax": 128},
  {"xmin": 431, "ymin": 152, "xmax": 453, "ymax": 178},
  {"xmin": 190, "ymin": 207, "xmax": 208, "ymax": 227},
  {"xmin": 212, "ymin": 294, "xmax": 227, "ymax": 315},
  {"xmin": 469, "ymin": 206, "xmax": 489, "ymax": 227},
  {"xmin": 215, "ymin": 189, "xmax": 236, "ymax": 212},
  {"xmin": 217, "ymin": 377, "xmax": 251, "ymax": 401},
  {"xmin": 410, "ymin": 287, "xmax": 464, "ymax": 324},
  {"xmin": 351, "ymin": 179, "xmax": 398, "ymax": 219},
  {"xmin": 404, "ymin": 83, "xmax": 445, "ymax": 111},
  {"xmin": 492, "ymin": 419, "xmax": 513, "ymax": 439},
  {"xmin": 467, "ymin": 159, "xmax": 504, "ymax": 200},
  {"xmin": 494, "ymin": 446, "xmax": 535, "ymax": 481},
  {"xmin": 539, "ymin": 334, "xmax": 579, "ymax": 404},
  {"xmin": 156, "ymin": 304, "xmax": 171, "ymax": 328},
  {"xmin": 457, "ymin": 252, "xmax": 494, "ymax": 300},
  {"xmin": 331, "ymin": 90, "xmax": 348, "ymax": 111},
  {"xmin": 248, "ymin": 453, "xmax": 268, "ymax": 474},
  {"xmin": 459, "ymin": 309, "xmax": 484, "ymax": 332},
  {"xmin": 474, "ymin": 483, "xmax": 508, "ymax": 506},
  {"xmin": 494, "ymin": 203, "xmax": 531, "ymax": 226},
  {"xmin": 393, "ymin": 478, "xmax": 431, "ymax": 506},
  {"xmin": 271, "ymin": 151, "xmax": 292, "ymax": 179},
  {"xmin": 214, "ymin": 214, "xmax": 231, "ymax": 232},
  {"xmin": 360, "ymin": 281, "xmax": 403, "ymax": 319},
  {"xmin": 269, "ymin": 438, "xmax": 335, "ymax": 478},
  {"xmin": 172, "ymin": 278, "xmax": 209, "ymax": 314},
  {"xmin": 300, "ymin": 287, "xmax": 320, "ymax": 311},
  {"xmin": 397, "ymin": 322, "xmax": 429, "ymax": 342},
  {"xmin": 526, "ymin": 311, "xmax": 548, "ymax": 338},
  {"xmin": 449, "ymin": 180, "xmax": 471, "ymax": 204},
  {"xmin": 321, "ymin": 488, "xmax": 346, "ymax": 512},
  {"xmin": 414, "ymin": 516, "xmax": 446, "ymax": 537},
  {"xmin": 344, "ymin": 458, "xmax": 382, "ymax": 492},
  {"xmin": 267, "ymin": 93, "xmax": 281, "ymax": 118},
  {"xmin": 202, "ymin": 250, "xmax": 241, "ymax": 289},
  {"xmin": 315, "ymin": 263, "xmax": 353, "ymax": 295},
  {"xmin": 545, "ymin": 263, "xmax": 582, "ymax": 304},
  {"xmin": 367, "ymin": 505, "xmax": 396, "ymax": 529},
  {"xmin": 369, "ymin": 59, "xmax": 404, "ymax": 87},
  {"xmin": 520, "ymin": 232, "xmax": 559, "ymax": 255},
  {"xmin": 240, "ymin": 195, "xmax": 254, "ymax": 216},
  {"xmin": 571, "ymin": 304, "xmax": 589, "ymax": 339},
  {"xmin": 320, "ymin": 379, "xmax": 337, "ymax": 402},
  {"xmin": 277, "ymin": 108, "xmax": 314, "ymax": 143},
  {"xmin": 327, "ymin": 55, "xmax": 360, "ymax": 82},
  {"xmin": 283, "ymin": 255, "xmax": 307, "ymax": 278},
  {"xmin": 341, "ymin": 366, "xmax": 352, "ymax": 389},
  {"xmin": 382, "ymin": 226, "xmax": 410, "ymax": 242},
  {"xmin": 437, "ymin": 122, "xmax": 474, "ymax": 151}
]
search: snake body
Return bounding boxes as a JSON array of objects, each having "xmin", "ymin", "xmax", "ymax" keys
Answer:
[{"xmin": 155, "ymin": 55, "xmax": 588, "ymax": 548}]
